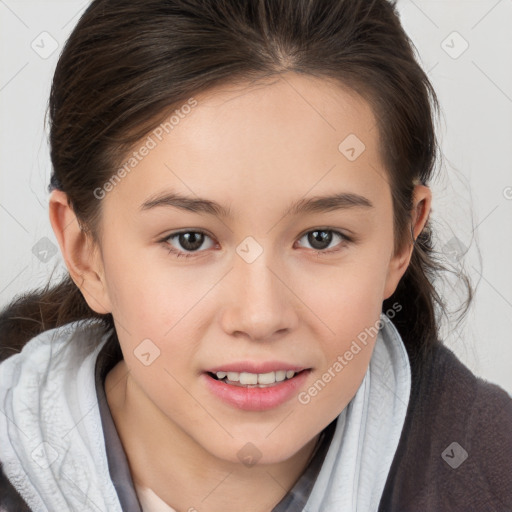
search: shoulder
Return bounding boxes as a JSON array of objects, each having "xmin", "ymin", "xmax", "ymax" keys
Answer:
[
  {"xmin": 418, "ymin": 342, "xmax": 511, "ymax": 427},
  {"xmin": 380, "ymin": 341, "xmax": 512, "ymax": 511},
  {"xmin": 0, "ymin": 319, "xmax": 109, "ymax": 372},
  {"xmin": 0, "ymin": 320, "xmax": 111, "ymax": 512}
]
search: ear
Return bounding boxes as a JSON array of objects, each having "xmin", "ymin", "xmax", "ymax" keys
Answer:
[
  {"xmin": 49, "ymin": 189, "xmax": 112, "ymax": 314},
  {"xmin": 383, "ymin": 184, "xmax": 432, "ymax": 300}
]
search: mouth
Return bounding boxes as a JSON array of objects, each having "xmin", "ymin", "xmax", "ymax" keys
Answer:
[
  {"xmin": 206, "ymin": 369, "xmax": 309, "ymax": 388},
  {"xmin": 203, "ymin": 368, "xmax": 312, "ymax": 411}
]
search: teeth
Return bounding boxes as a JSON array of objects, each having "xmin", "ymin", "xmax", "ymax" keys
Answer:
[
  {"xmin": 215, "ymin": 370, "xmax": 298, "ymax": 384},
  {"xmin": 239, "ymin": 372, "xmax": 258, "ymax": 385},
  {"xmin": 257, "ymin": 372, "xmax": 275, "ymax": 385},
  {"xmin": 275, "ymin": 370, "xmax": 286, "ymax": 382},
  {"xmin": 226, "ymin": 372, "xmax": 239, "ymax": 382}
]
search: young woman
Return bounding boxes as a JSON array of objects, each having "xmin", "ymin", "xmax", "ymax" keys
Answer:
[{"xmin": 1, "ymin": 0, "xmax": 511, "ymax": 510}]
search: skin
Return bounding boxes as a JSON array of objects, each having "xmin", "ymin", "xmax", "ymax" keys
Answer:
[{"xmin": 49, "ymin": 72, "xmax": 431, "ymax": 512}]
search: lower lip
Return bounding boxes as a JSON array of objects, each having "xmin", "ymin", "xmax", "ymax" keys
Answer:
[{"xmin": 203, "ymin": 370, "xmax": 311, "ymax": 411}]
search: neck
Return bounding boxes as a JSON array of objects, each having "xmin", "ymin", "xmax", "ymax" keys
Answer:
[{"xmin": 105, "ymin": 360, "xmax": 320, "ymax": 512}]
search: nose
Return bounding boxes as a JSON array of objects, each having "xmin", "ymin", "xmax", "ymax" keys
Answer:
[{"xmin": 219, "ymin": 249, "xmax": 299, "ymax": 342}]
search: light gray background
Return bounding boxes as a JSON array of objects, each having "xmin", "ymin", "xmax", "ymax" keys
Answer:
[{"xmin": 1, "ymin": 1, "xmax": 511, "ymax": 394}]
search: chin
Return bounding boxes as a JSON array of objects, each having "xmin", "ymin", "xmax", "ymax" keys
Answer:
[{"xmin": 232, "ymin": 436, "xmax": 310, "ymax": 468}]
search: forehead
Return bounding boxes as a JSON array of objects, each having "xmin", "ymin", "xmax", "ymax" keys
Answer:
[
  {"xmin": 176, "ymin": 73, "xmax": 378, "ymax": 163},
  {"xmin": 103, "ymin": 72, "xmax": 388, "ymax": 216}
]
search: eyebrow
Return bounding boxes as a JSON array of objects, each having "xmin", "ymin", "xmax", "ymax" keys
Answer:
[{"xmin": 139, "ymin": 190, "xmax": 373, "ymax": 218}]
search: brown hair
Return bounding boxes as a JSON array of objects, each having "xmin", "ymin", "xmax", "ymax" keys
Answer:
[{"xmin": 0, "ymin": 0, "xmax": 472, "ymax": 375}]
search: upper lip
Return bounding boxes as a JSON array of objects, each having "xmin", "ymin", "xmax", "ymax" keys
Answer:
[{"xmin": 206, "ymin": 361, "xmax": 309, "ymax": 374}]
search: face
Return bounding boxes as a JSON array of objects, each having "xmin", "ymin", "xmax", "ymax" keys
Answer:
[{"xmin": 68, "ymin": 73, "xmax": 414, "ymax": 465}]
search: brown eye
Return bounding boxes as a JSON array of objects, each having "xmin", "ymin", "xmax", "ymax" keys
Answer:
[
  {"xmin": 296, "ymin": 229, "xmax": 350, "ymax": 253},
  {"xmin": 174, "ymin": 232, "xmax": 205, "ymax": 251},
  {"xmin": 162, "ymin": 230, "xmax": 215, "ymax": 258}
]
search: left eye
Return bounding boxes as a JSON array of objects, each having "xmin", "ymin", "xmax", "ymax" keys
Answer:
[
  {"xmin": 296, "ymin": 229, "xmax": 350, "ymax": 253},
  {"xmin": 161, "ymin": 228, "xmax": 350, "ymax": 259}
]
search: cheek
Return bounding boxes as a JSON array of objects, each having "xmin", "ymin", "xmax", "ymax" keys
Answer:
[
  {"xmin": 298, "ymin": 255, "xmax": 387, "ymax": 395},
  {"xmin": 299, "ymin": 254, "xmax": 387, "ymax": 325},
  {"xmin": 100, "ymin": 242, "xmax": 177, "ymax": 323},
  {"xmin": 101, "ymin": 255, "xmax": 208, "ymax": 370}
]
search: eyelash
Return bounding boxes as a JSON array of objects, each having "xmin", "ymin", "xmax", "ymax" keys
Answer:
[{"xmin": 159, "ymin": 228, "xmax": 353, "ymax": 259}]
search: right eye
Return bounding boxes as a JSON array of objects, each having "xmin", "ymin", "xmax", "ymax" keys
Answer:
[{"xmin": 160, "ymin": 230, "xmax": 217, "ymax": 258}]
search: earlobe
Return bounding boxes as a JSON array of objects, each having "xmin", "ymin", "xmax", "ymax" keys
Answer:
[
  {"xmin": 383, "ymin": 185, "xmax": 432, "ymax": 300},
  {"xmin": 410, "ymin": 185, "xmax": 432, "ymax": 244},
  {"xmin": 48, "ymin": 190, "xmax": 112, "ymax": 314}
]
